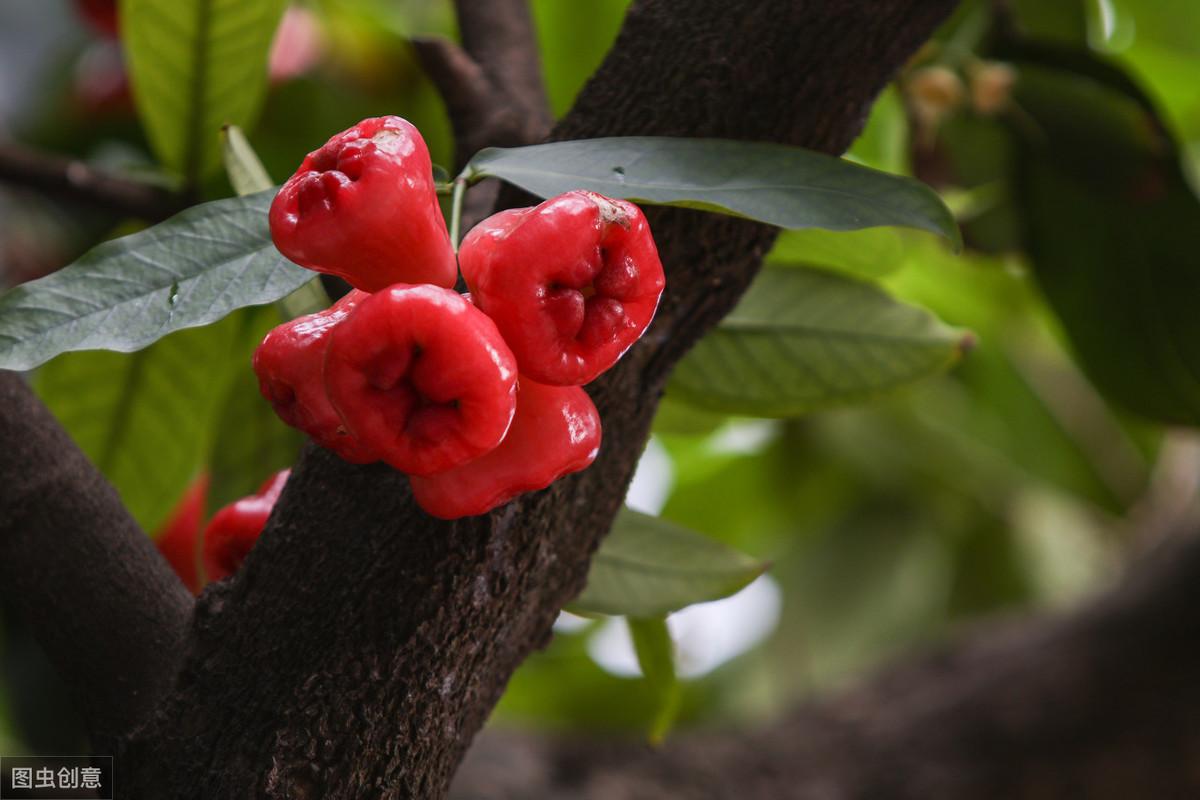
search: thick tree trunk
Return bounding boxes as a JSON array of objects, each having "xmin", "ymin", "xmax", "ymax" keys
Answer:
[{"xmin": 0, "ymin": 1, "xmax": 959, "ymax": 797}]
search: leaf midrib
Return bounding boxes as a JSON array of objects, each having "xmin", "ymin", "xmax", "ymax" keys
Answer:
[{"xmin": 184, "ymin": 0, "xmax": 214, "ymax": 187}]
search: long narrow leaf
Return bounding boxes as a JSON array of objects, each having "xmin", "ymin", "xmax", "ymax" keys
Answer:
[{"xmin": 465, "ymin": 137, "xmax": 960, "ymax": 246}]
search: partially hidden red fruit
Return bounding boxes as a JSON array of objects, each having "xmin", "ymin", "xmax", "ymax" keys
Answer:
[
  {"xmin": 75, "ymin": 0, "xmax": 119, "ymax": 37},
  {"xmin": 324, "ymin": 285, "xmax": 518, "ymax": 476},
  {"xmin": 459, "ymin": 190, "xmax": 665, "ymax": 386},
  {"xmin": 154, "ymin": 474, "xmax": 209, "ymax": 594},
  {"xmin": 253, "ymin": 289, "xmax": 378, "ymax": 464},
  {"xmin": 410, "ymin": 378, "xmax": 601, "ymax": 519},
  {"xmin": 203, "ymin": 469, "xmax": 290, "ymax": 583},
  {"xmin": 269, "ymin": 116, "xmax": 456, "ymax": 291}
]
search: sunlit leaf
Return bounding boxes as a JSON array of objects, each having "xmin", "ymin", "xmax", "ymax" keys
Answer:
[{"xmin": 122, "ymin": 0, "xmax": 288, "ymax": 183}]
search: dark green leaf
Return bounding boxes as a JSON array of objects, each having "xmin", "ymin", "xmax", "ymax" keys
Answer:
[
  {"xmin": 464, "ymin": 137, "xmax": 960, "ymax": 246},
  {"xmin": 35, "ymin": 315, "xmax": 245, "ymax": 532},
  {"xmin": 627, "ymin": 616, "xmax": 680, "ymax": 745},
  {"xmin": 0, "ymin": 190, "xmax": 309, "ymax": 371},
  {"xmin": 1011, "ymin": 54, "xmax": 1200, "ymax": 424},
  {"xmin": 571, "ymin": 509, "xmax": 767, "ymax": 618},
  {"xmin": 122, "ymin": 0, "xmax": 288, "ymax": 182},
  {"xmin": 668, "ymin": 268, "xmax": 970, "ymax": 417}
]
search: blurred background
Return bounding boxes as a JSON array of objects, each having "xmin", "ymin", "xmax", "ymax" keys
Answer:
[{"xmin": 1, "ymin": 0, "xmax": 1199, "ymax": 755}]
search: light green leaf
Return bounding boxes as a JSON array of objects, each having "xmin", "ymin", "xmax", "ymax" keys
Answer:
[
  {"xmin": 464, "ymin": 137, "xmax": 960, "ymax": 245},
  {"xmin": 222, "ymin": 124, "xmax": 274, "ymax": 196},
  {"xmin": 571, "ymin": 508, "xmax": 767, "ymax": 618},
  {"xmin": 207, "ymin": 307, "xmax": 303, "ymax": 510},
  {"xmin": 35, "ymin": 315, "xmax": 245, "ymax": 532},
  {"xmin": 628, "ymin": 616, "xmax": 681, "ymax": 745},
  {"xmin": 0, "ymin": 190, "xmax": 310, "ymax": 371},
  {"xmin": 122, "ymin": 0, "xmax": 288, "ymax": 183},
  {"xmin": 767, "ymin": 227, "xmax": 905, "ymax": 281},
  {"xmin": 668, "ymin": 268, "xmax": 971, "ymax": 417}
]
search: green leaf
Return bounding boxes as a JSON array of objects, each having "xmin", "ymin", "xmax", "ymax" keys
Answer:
[
  {"xmin": 848, "ymin": 85, "xmax": 909, "ymax": 175},
  {"xmin": 627, "ymin": 616, "xmax": 681, "ymax": 745},
  {"xmin": 1010, "ymin": 54, "xmax": 1200, "ymax": 425},
  {"xmin": 571, "ymin": 508, "xmax": 767, "ymax": 618},
  {"xmin": 0, "ymin": 190, "xmax": 309, "ymax": 371},
  {"xmin": 767, "ymin": 227, "xmax": 905, "ymax": 281},
  {"xmin": 222, "ymin": 124, "xmax": 274, "ymax": 196},
  {"xmin": 463, "ymin": 137, "xmax": 961, "ymax": 246},
  {"xmin": 122, "ymin": 0, "xmax": 288, "ymax": 183},
  {"xmin": 35, "ymin": 315, "xmax": 245, "ymax": 532},
  {"xmin": 207, "ymin": 307, "xmax": 303, "ymax": 510},
  {"xmin": 668, "ymin": 268, "xmax": 970, "ymax": 417}
]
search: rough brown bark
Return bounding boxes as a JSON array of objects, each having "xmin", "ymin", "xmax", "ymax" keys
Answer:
[
  {"xmin": 0, "ymin": 373, "xmax": 191, "ymax": 752},
  {"xmin": 450, "ymin": 531, "xmax": 1200, "ymax": 799}
]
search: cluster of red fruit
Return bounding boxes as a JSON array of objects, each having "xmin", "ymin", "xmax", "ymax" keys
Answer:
[{"xmin": 254, "ymin": 116, "xmax": 665, "ymax": 519}]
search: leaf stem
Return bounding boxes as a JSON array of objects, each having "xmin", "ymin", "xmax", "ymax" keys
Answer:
[
  {"xmin": 449, "ymin": 177, "xmax": 467, "ymax": 253},
  {"xmin": 629, "ymin": 616, "xmax": 681, "ymax": 746}
]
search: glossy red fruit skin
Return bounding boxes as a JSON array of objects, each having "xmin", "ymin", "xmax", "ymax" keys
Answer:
[
  {"xmin": 410, "ymin": 378, "xmax": 601, "ymax": 519},
  {"xmin": 269, "ymin": 116, "xmax": 457, "ymax": 292},
  {"xmin": 254, "ymin": 290, "xmax": 379, "ymax": 464},
  {"xmin": 203, "ymin": 469, "xmax": 290, "ymax": 583},
  {"xmin": 76, "ymin": 0, "xmax": 119, "ymax": 37},
  {"xmin": 154, "ymin": 474, "xmax": 208, "ymax": 594},
  {"xmin": 324, "ymin": 285, "xmax": 518, "ymax": 476},
  {"xmin": 459, "ymin": 190, "xmax": 665, "ymax": 386}
]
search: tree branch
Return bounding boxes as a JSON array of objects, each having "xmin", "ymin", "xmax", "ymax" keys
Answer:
[
  {"xmin": 451, "ymin": 531, "xmax": 1200, "ymax": 799},
  {"xmin": 116, "ymin": 2, "xmax": 961, "ymax": 797},
  {"xmin": 0, "ymin": 372, "xmax": 192, "ymax": 751},
  {"xmin": 0, "ymin": 142, "xmax": 184, "ymax": 222},
  {"xmin": 412, "ymin": 0, "xmax": 552, "ymax": 168}
]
